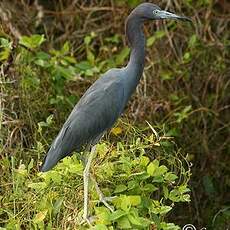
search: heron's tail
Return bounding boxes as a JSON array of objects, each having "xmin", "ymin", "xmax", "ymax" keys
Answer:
[
  {"xmin": 40, "ymin": 124, "xmax": 74, "ymax": 172},
  {"xmin": 40, "ymin": 146, "xmax": 62, "ymax": 172}
]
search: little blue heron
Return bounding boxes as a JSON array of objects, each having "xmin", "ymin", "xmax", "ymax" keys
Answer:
[{"xmin": 40, "ymin": 2, "xmax": 191, "ymax": 224}]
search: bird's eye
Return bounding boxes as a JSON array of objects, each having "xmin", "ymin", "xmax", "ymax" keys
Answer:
[{"xmin": 153, "ymin": 10, "xmax": 158, "ymax": 15}]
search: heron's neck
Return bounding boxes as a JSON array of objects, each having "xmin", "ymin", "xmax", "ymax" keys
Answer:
[
  {"xmin": 125, "ymin": 15, "xmax": 145, "ymax": 87},
  {"xmin": 125, "ymin": 14, "xmax": 145, "ymax": 98}
]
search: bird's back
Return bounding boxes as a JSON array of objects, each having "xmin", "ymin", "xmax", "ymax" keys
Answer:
[{"xmin": 40, "ymin": 69, "xmax": 126, "ymax": 172}]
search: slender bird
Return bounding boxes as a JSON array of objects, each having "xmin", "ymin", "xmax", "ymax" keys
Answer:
[{"xmin": 40, "ymin": 2, "xmax": 191, "ymax": 224}]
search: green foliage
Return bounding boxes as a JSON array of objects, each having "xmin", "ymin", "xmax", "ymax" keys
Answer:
[
  {"xmin": 173, "ymin": 105, "xmax": 192, "ymax": 123},
  {"xmin": 1, "ymin": 121, "xmax": 191, "ymax": 229},
  {"xmin": 19, "ymin": 34, "xmax": 46, "ymax": 49},
  {"xmin": 147, "ymin": 31, "xmax": 166, "ymax": 47},
  {"xmin": 14, "ymin": 33, "xmax": 133, "ymax": 108},
  {"xmin": 0, "ymin": 37, "xmax": 13, "ymax": 62}
]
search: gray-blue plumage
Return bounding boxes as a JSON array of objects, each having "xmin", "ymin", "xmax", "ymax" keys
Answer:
[{"xmin": 40, "ymin": 3, "xmax": 191, "ymax": 172}]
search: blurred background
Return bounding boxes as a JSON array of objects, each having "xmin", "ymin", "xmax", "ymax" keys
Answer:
[{"xmin": 0, "ymin": 0, "xmax": 229, "ymax": 229}]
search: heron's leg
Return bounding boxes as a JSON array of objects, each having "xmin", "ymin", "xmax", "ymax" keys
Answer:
[
  {"xmin": 90, "ymin": 176, "xmax": 115, "ymax": 212},
  {"xmin": 83, "ymin": 145, "xmax": 97, "ymax": 223}
]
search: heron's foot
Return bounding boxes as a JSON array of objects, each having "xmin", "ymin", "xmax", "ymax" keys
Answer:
[
  {"xmin": 99, "ymin": 196, "xmax": 115, "ymax": 212},
  {"xmin": 91, "ymin": 176, "xmax": 115, "ymax": 212},
  {"xmin": 80, "ymin": 214, "xmax": 96, "ymax": 226}
]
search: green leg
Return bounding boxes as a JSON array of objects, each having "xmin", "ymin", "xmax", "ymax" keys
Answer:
[{"xmin": 82, "ymin": 145, "xmax": 96, "ymax": 224}]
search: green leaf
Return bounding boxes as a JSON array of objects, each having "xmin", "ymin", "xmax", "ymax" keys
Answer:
[
  {"xmin": 165, "ymin": 128, "xmax": 179, "ymax": 137},
  {"xmin": 174, "ymin": 105, "xmax": 192, "ymax": 123},
  {"xmin": 0, "ymin": 48, "xmax": 11, "ymax": 61},
  {"xmin": 64, "ymin": 56, "xmax": 76, "ymax": 64},
  {"xmin": 46, "ymin": 115, "xmax": 54, "ymax": 126},
  {"xmin": 105, "ymin": 34, "xmax": 120, "ymax": 44},
  {"xmin": 0, "ymin": 38, "xmax": 12, "ymax": 61},
  {"xmin": 154, "ymin": 165, "xmax": 168, "ymax": 177},
  {"xmin": 92, "ymin": 224, "xmax": 108, "ymax": 230},
  {"xmin": 147, "ymin": 36, "xmax": 156, "ymax": 47},
  {"xmin": 114, "ymin": 184, "xmax": 127, "ymax": 193},
  {"xmin": 168, "ymin": 185, "xmax": 191, "ymax": 202},
  {"xmin": 188, "ymin": 34, "xmax": 198, "ymax": 48},
  {"xmin": 164, "ymin": 172, "xmax": 178, "ymax": 182},
  {"xmin": 147, "ymin": 160, "xmax": 159, "ymax": 176},
  {"xmin": 42, "ymin": 170, "xmax": 62, "ymax": 184},
  {"xmin": 19, "ymin": 34, "xmax": 46, "ymax": 49},
  {"xmin": 87, "ymin": 49, "xmax": 95, "ymax": 64},
  {"xmin": 178, "ymin": 185, "xmax": 190, "ymax": 194},
  {"xmin": 109, "ymin": 210, "xmax": 126, "ymax": 221},
  {"xmin": 151, "ymin": 202, "xmax": 172, "ymax": 215},
  {"xmin": 27, "ymin": 158, "xmax": 34, "ymax": 172},
  {"xmin": 160, "ymin": 222, "xmax": 180, "ymax": 230},
  {"xmin": 62, "ymin": 41, "xmax": 70, "ymax": 53},
  {"xmin": 0, "ymin": 38, "xmax": 13, "ymax": 49},
  {"xmin": 33, "ymin": 210, "xmax": 48, "ymax": 224},
  {"xmin": 84, "ymin": 35, "xmax": 91, "ymax": 45},
  {"xmin": 28, "ymin": 182, "xmax": 47, "ymax": 190},
  {"xmin": 34, "ymin": 51, "xmax": 50, "ymax": 67},
  {"xmin": 182, "ymin": 194, "xmax": 191, "ymax": 202},
  {"xmin": 140, "ymin": 156, "xmax": 150, "ymax": 167},
  {"xmin": 158, "ymin": 205, "xmax": 172, "ymax": 215},
  {"xmin": 75, "ymin": 61, "xmax": 92, "ymax": 70},
  {"xmin": 147, "ymin": 31, "xmax": 166, "ymax": 47},
  {"xmin": 152, "ymin": 175, "xmax": 164, "ymax": 183},
  {"xmin": 115, "ymin": 47, "xmax": 130, "ymax": 65},
  {"xmin": 183, "ymin": 52, "xmax": 191, "ymax": 62},
  {"xmin": 160, "ymin": 71, "xmax": 173, "ymax": 80},
  {"xmin": 53, "ymin": 198, "xmax": 63, "ymax": 216},
  {"xmin": 34, "ymin": 59, "xmax": 49, "ymax": 67},
  {"xmin": 155, "ymin": 30, "xmax": 166, "ymax": 39},
  {"xmin": 36, "ymin": 51, "xmax": 50, "ymax": 60},
  {"xmin": 129, "ymin": 196, "xmax": 141, "ymax": 206},
  {"xmin": 55, "ymin": 66, "xmax": 75, "ymax": 79},
  {"xmin": 127, "ymin": 213, "xmax": 142, "ymax": 226},
  {"xmin": 120, "ymin": 196, "xmax": 131, "ymax": 211},
  {"xmin": 142, "ymin": 183, "xmax": 158, "ymax": 192},
  {"xmin": 163, "ymin": 186, "xmax": 169, "ymax": 199},
  {"xmin": 117, "ymin": 216, "xmax": 131, "ymax": 229},
  {"xmin": 127, "ymin": 180, "xmax": 137, "ymax": 190},
  {"xmin": 95, "ymin": 207, "xmax": 111, "ymax": 225}
]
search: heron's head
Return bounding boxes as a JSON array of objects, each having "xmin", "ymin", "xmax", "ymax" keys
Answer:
[{"xmin": 132, "ymin": 3, "xmax": 192, "ymax": 22}]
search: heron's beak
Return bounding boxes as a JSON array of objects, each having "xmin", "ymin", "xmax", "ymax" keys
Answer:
[{"xmin": 157, "ymin": 10, "xmax": 192, "ymax": 22}]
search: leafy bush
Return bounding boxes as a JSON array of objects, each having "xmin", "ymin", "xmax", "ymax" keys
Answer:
[{"xmin": 1, "ymin": 122, "xmax": 191, "ymax": 229}]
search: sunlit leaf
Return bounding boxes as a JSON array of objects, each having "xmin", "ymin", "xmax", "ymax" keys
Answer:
[
  {"xmin": 154, "ymin": 165, "xmax": 168, "ymax": 177},
  {"xmin": 142, "ymin": 183, "xmax": 158, "ymax": 192},
  {"xmin": 127, "ymin": 213, "xmax": 142, "ymax": 226},
  {"xmin": 93, "ymin": 224, "xmax": 108, "ymax": 230},
  {"xmin": 115, "ymin": 47, "xmax": 130, "ymax": 65},
  {"xmin": 114, "ymin": 184, "xmax": 127, "ymax": 193},
  {"xmin": 111, "ymin": 127, "xmax": 122, "ymax": 135},
  {"xmin": 164, "ymin": 172, "xmax": 178, "ymax": 182},
  {"xmin": 33, "ymin": 210, "xmax": 48, "ymax": 224},
  {"xmin": 109, "ymin": 210, "xmax": 126, "ymax": 221},
  {"xmin": 147, "ymin": 160, "xmax": 159, "ymax": 176},
  {"xmin": 129, "ymin": 196, "xmax": 141, "ymax": 206},
  {"xmin": 19, "ymin": 34, "xmax": 46, "ymax": 49},
  {"xmin": 117, "ymin": 216, "xmax": 131, "ymax": 229},
  {"xmin": 140, "ymin": 156, "xmax": 150, "ymax": 167}
]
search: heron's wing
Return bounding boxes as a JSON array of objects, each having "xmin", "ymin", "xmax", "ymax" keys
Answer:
[{"xmin": 41, "ymin": 76, "xmax": 125, "ymax": 171}]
